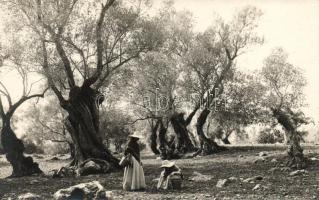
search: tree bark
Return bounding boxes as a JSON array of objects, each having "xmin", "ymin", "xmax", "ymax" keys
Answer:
[
  {"xmin": 1, "ymin": 118, "xmax": 42, "ymax": 177},
  {"xmin": 64, "ymin": 85, "xmax": 120, "ymax": 172},
  {"xmin": 158, "ymin": 119, "xmax": 168, "ymax": 159},
  {"xmin": 272, "ymin": 108, "xmax": 307, "ymax": 169},
  {"xmin": 195, "ymin": 108, "xmax": 225, "ymax": 155},
  {"xmin": 150, "ymin": 120, "xmax": 160, "ymax": 155},
  {"xmin": 170, "ymin": 112, "xmax": 196, "ymax": 153}
]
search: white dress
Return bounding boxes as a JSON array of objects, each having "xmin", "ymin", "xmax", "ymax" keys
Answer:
[{"xmin": 123, "ymin": 154, "xmax": 146, "ymax": 191}]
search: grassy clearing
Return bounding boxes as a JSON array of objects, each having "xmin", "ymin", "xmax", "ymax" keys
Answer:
[{"xmin": 1, "ymin": 144, "xmax": 319, "ymax": 199}]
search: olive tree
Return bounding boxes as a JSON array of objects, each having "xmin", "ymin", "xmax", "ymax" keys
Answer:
[{"xmin": 261, "ymin": 48, "xmax": 309, "ymax": 168}]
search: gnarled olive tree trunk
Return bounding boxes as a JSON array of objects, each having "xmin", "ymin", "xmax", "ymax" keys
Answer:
[
  {"xmin": 149, "ymin": 119, "xmax": 160, "ymax": 155},
  {"xmin": 1, "ymin": 118, "xmax": 42, "ymax": 177},
  {"xmin": 63, "ymin": 85, "xmax": 120, "ymax": 172},
  {"xmin": 158, "ymin": 119, "xmax": 169, "ymax": 159},
  {"xmin": 272, "ymin": 108, "xmax": 307, "ymax": 169},
  {"xmin": 195, "ymin": 108, "xmax": 226, "ymax": 155},
  {"xmin": 170, "ymin": 112, "xmax": 196, "ymax": 153}
]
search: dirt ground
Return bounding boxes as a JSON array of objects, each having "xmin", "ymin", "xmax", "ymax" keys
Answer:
[{"xmin": 1, "ymin": 144, "xmax": 319, "ymax": 200}]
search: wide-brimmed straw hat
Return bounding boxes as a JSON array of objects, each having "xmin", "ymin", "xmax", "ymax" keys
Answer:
[
  {"xmin": 160, "ymin": 160, "xmax": 175, "ymax": 168},
  {"xmin": 128, "ymin": 133, "xmax": 143, "ymax": 139}
]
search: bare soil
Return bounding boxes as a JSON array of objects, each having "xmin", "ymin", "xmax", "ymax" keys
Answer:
[{"xmin": 1, "ymin": 144, "xmax": 319, "ymax": 200}]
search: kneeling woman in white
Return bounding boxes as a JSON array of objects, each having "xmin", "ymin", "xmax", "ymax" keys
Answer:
[
  {"xmin": 157, "ymin": 160, "xmax": 182, "ymax": 190},
  {"xmin": 121, "ymin": 134, "xmax": 146, "ymax": 191}
]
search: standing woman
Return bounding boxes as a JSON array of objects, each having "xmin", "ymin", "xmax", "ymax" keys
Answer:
[{"xmin": 122, "ymin": 133, "xmax": 146, "ymax": 191}]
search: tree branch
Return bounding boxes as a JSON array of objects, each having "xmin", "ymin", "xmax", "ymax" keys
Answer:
[
  {"xmin": 83, "ymin": 0, "xmax": 116, "ymax": 87},
  {"xmin": 36, "ymin": 0, "xmax": 76, "ymax": 88},
  {"xmin": 7, "ymin": 87, "xmax": 49, "ymax": 118}
]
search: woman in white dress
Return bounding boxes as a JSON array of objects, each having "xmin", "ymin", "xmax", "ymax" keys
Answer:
[{"xmin": 122, "ymin": 134, "xmax": 146, "ymax": 191}]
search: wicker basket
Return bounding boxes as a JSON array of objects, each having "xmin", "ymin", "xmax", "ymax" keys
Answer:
[{"xmin": 170, "ymin": 175, "xmax": 182, "ymax": 190}]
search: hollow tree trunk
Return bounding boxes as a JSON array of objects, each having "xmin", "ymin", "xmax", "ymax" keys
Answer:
[
  {"xmin": 170, "ymin": 113, "xmax": 195, "ymax": 153},
  {"xmin": 150, "ymin": 120, "xmax": 160, "ymax": 155},
  {"xmin": 272, "ymin": 108, "xmax": 307, "ymax": 169},
  {"xmin": 64, "ymin": 86, "xmax": 120, "ymax": 172},
  {"xmin": 195, "ymin": 108, "xmax": 225, "ymax": 155},
  {"xmin": 1, "ymin": 118, "xmax": 42, "ymax": 177}
]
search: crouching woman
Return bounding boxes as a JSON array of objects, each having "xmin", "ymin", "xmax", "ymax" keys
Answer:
[{"xmin": 157, "ymin": 160, "xmax": 183, "ymax": 190}]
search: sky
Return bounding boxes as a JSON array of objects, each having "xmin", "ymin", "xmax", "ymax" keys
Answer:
[
  {"xmin": 159, "ymin": 0, "xmax": 319, "ymax": 121},
  {"xmin": 0, "ymin": 0, "xmax": 319, "ymax": 124}
]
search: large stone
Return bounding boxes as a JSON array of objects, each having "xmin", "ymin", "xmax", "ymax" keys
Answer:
[
  {"xmin": 18, "ymin": 193, "xmax": 41, "ymax": 200},
  {"xmin": 77, "ymin": 160, "xmax": 102, "ymax": 175},
  {"xmin": 53, "ymin": 181, "xmax": 112, "ymax": 200},
  {"xmin": 77, "ymin": 160, "xmax": 110, "ymax": 176},
  {"xmin": 216, "ymin": 179, "xmax": 229, "ymax": 188}
]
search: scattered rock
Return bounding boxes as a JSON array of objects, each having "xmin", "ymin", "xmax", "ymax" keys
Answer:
[
  {"xmin": 228, "ymin": 176, "xmax": 238, "ymax": 182},
  {"xmin": 243, "ymin": 176, "xmax": 263, "ymax": 183},
  {"xmin": 270, "ymin": 158, "xmax": 278, "ymax": 163},
  {"xmin": 189, "ymin": 171, "xmax": 213, "ymax": 182},
  {"xmin": 310, "ymin": 157, "xmax": 319, "ymax": 161},
  {"xmin": 216, "ymin": 179, "xmax": 229, "ymax": 188},
  {"xmin": 252, "ymin": 184, "xmax": 261, "ymax": 191},
  {"xmin": 254, "ymin": 157, "xmax": 266, "ymax": 164},
  {"xmin": 268, "ymin": 167, "xmax": 279, "ymax": 173},
  {"xmin": 53, "ymin": 181, "xmax": 112, "ymax": 200},
  {"xmin": 259, "ymin": 152, "xmax": 268, "ymax": 157},
  {"xmin": 18, "ymin": 193, "xmax": 41, "ymax": 200},
  {"xmin": 289, "ymin": 169, "xmax": 308, "ymax": 176}
]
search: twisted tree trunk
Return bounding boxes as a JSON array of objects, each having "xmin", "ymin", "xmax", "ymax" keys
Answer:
[
  {"xmin": 64, "ymin": 85, "xmax": 120, "ymax": 173},
  {"xmin": 150, "ymin": 120, "xmax": 160, "ymax": 155},
  {"xmin": 1, "ymin": 118, "xmax": 42, "ymax": 177},
  {"xmin": 170, "ymin": 113, "xmax": 196, "ymax": 153},
  {"xmin": 272, "ymin": 108, "xmax": 307, "ymax": 169},
  {"xmin": 195, "ymin": 108, "xmax": 226, "ymax": 155}
]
